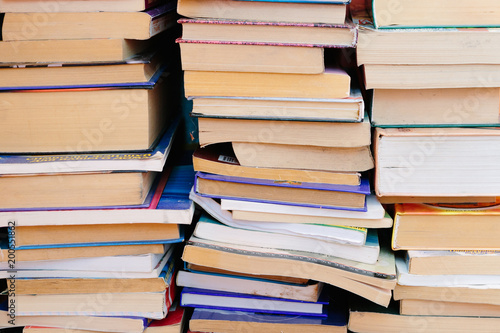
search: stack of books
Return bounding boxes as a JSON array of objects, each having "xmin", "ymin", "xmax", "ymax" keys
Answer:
[
  {"xmin": 0, "ymin": 0, "xmax": 193, "ymax": 331},
  {"xmin": 348, "ymin": 1, "xmax": 500, "ymax": 332},
  {"xmin": 174, "ymin": 0, "xmax": 399, "ymax": 331}
]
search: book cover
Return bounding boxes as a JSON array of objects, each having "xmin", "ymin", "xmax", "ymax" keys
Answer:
[
  {"xmin": 0, "ymin": 115, "xmax": 179, "ymax": 175},
  {"xmin": 180, "ymin": 287, "xmax": 329, "ymax": 316}
]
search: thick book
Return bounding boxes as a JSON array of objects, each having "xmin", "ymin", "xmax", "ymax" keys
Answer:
[
  {"xmin": 190, "ymin": 89, "xmax": 365, "ymax": 122},
  {"xmin": 407, "ymin": 249, "xmax": 500, "ymax": 275},
  {"xmin": 178, "ymin": 0, "xmax": 347, "ymax": 24},
  {"xmin": 370, "ymin": 87, "xmax": 500, "ymax": 127},
  {"xmin": 0, "ymin": 163, "xmax": 194, "ymax": 227},
  {"xmin": 400, "ymin": 299, "xmax": 500, "ymax": 317},
  {"xmin": 348, "ymin": 295, "xmax": 500, "ymax": 333},
  {"xmin": 194, "ymin": 171, "xmax": 370, "ymax": 210},
  {"xmin": 11, "ymin": 223, "xmax": 181, "ymax": 249},
  {"xmin": 189, "ymin": 191, "xmax": 382, "ymax": 264},
  {"xmin": 189, "ymin": 304, "xmax": 347, "ymax": 333},
  {"xmin": 0, "ymin": 38, "xmax": 154, "ymax": 63},
  {"xmin": 2, "ymin": 2, "xmax": 177, "ymax": 41},
  {"xmin": 396, "ymin": 256, "xmax": 500, "ymax": 287},
  {"xmin": 180, "ymin": 287, "xmax": 329, "ymax": 316},
  {"xmin": 232, "ymin": 142, "xmax": 374, "ymax": 172},
  {"xmin": 368, "ymin": 0, "xmax": 500, "ymax": 29},
  {"xmin": 0, "ymin": 52, "xmax": 165, "ymax": 88},
  {"xmin": 184, "ymin": 67, "xmax": 351, "ymax": 99},
  {"xmin": 0, "ymin": 0, "xmax": 167, "ymax": 12},
  {"xmin": 364, "ymin": 63, "xmax": 500, "ymax": 90},
  {"xmin": 355, "ymin": 15, "xmax": 500, "ymax": 65},
  {"xmin": 392, "ymin": 203, "xmax": 500, "ymax": 251},
  {"xmin": 194, "ymin": 212, "xmax": 370, "ymax": 253},
  {"xmin": 193, "ymin": 143, "xmax": 362, "ymax": 186},
  {"xmin": 179, "ymin": 18, "xmax": 357, "ymax": 48},
  {"xmin": 0, "ymin": 69, "xmax": 173, "ymax": 153},
  {"xmin": 196, "ymin": 113, "xmax": 371, "ymax": 148},
  {"xmin": 13, "ymin": 251, "xmax": 177, "ymax": 295},
  {"xmin": 0, "ymin": 115, "xmax": 178, "ymax": 175},
  {"xmin": 182, "ymin": 236, "xmax": 396, "ymax": 307},
  {"xmin": 177, "ymin": 270, "xmax": 323, "ymax": 302},
  {"xmin": 179, "ymin": 41, "xmax": 325, "ymax": 74},
  {"xmin": 374, "ymin": 127, "xmax": 500, "ymax": 198}
]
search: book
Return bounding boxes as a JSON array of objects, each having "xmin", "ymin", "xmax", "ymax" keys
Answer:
[
  {"xmin": 0, "ymin": 163, "xmax": 194, "ymax": 227},
  {"xmin": 179, "ymin": 18, "xmax": 357, "ymax": 48},
  {"xmin": 392, "ymin": 203, "xmax": 500, "ymax": 251},
  {"xmin": 190, "ymin": 89, "xmax": 365, "ymax": 122},
  {"xmin": 2, "ymin": 3, "xmax": 177, "ymax": 41},
  {"xmin": 0, "ymin": 52, "xmax": 165, "ymax": 88},
  {"xmin": 182, "ymin": 236, "xmax": 396, "ymax": 307},
  {"xmin": 145, "ymin": 303, "xmax": 186, "ymax": 333},
  {"xmin": 363, "ymin": 64, "xmax": 500, "ymax": 90},
  {"xmin": 0, "ymin": 72, "xmax": 172, "ymax": 154},
  {"xmin": 193, "ymin": 143, "xmax": 362, "ymax": 186},
  {"xmin": 177, "ymin": 0, "xmax": 347, "ymax": 24},
  {"xmin": 0, "ymin": 171, "xmax": 157, "ymax": 210},
  {"xmin": 0, "ymin": 38, "xmax": 154, "ymax": 63},
  {"xmin": 370, "ymin": 88, "xmax": 500, "ymax": 127},
  {"xmin": 197, "ymin": 114, "xmax": 371, "ymax": 148},
  {"xmin": 13, "ymin": 252, "xmax": 177, "ymax": 295},
  {"xmin": 374, "ymin": 127, "xmax": 500, "ymax": 198},
  {"xmin": 393, "ymin": 284, "xmax": 500, "ymax": 306},
  {"xmin": 184, "ymin": 67, "xmax": 351, "ymax": 99},
  {"xmin": 1, "ymin": 250, "xmax": 168, "ymax": 272},
  {"xmin": 194, "ymin": 172, "xmax": 370, "ymax": 210},
  {"xmin": 176, "ymin": 270, "xmax": 323, "ymax": 302},
  {"xmin": 0, "ymin": 243, "xmax": 166, "ymax": 263},
  {"xmin": 220, "ymin": 194, "xmax": 387, "ymax": 222},
  {"xmin": 348, "ymin": 296, "xmax": 500, "ymax": 333},
  {"xmin": 0, "ymin": 115, "xmax": 179, "ymax": 174},
  {"xmin": 0, "ymin": 241, "xmax": 175, "ymax": 279},
  {"xmin": 12, "ymin": 223, "xmax": 181, "ymax": 249},
  {"xmin": 400, "ymin": 299, "xmax": 500, "ymax": 317},
  {"xmin": 0, "ymin": 0, "xmax": 166, "ymax": 12},
  {"xmin": 232, "ymin": 142, "xmax": 374, "ymax": 172},
  {"xmin": 395, "ymin": 256, "xmax": 500, "ymax": 287},
  {"xmin": 180, "ymin": 287, "xmax": 329, "ymax": 316},
  {"xmin": 189, "ymin": 192, "xmax": 381, "ymax": 263},
  {"xmin": 355, "ymin": 16, "xmax": 500, "ymax": 65},
  {"xmin": 179, "ymin": 41, "xmax": 325, "ymax": 74},
  {"xmin": 368, "ymin": 0, "xmax": 500, "ymax": 28},
  {"xmin": 5, "ymin": 315, "xmax": 148, "ymax": 333},
  {"xmin": 407, "ymin": 250, "xmax": 500, "ymax": 275},
  {"xmin": 193, "ymin": 213, "xmax": 373, "ymax": 255},
  {"xmin": 189, "ymin": 304, "xmax": 347, "ymax": 333}
]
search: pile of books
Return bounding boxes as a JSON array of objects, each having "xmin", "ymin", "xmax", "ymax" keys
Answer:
[
  {"xmin": 0, "ymin": 0, "xmax": 193, "ymax": 331},
  {"xmin": 348, "ymin": 1, "xmax": 500, "ymax": 332},
  {"xmin": 174, "ymin": 0, "xmax": 399, "ymax": 331}
]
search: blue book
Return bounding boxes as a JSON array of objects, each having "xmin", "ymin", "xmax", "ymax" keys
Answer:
[
  {"xmin": 181, "ymin": 287, "xmax": 330, "ymax": 317},
  {"xmin": 195, "ymin": 171, "xmax": 370, "ymax": 211},
  {"xmin": 189, "ymin": 303, "xmax": 347, "ymax": 332}
]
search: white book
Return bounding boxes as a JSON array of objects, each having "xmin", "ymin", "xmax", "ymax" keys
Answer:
[
  {"xmin": 396, "ymin": 257, "xmax": 500, "ymax": 287},
  {"xmin": 0, "ymin": 244, "xmax": 174, "ymax": 279},
  {"xmin": 193, "ymin": 214, "xmax": 380, "ymax": 264},
  {"xmin": 190, "ymin": 190, "xmax": 368, "ymax": 245},
  {"xmin": 221, "ymin": 194, "xmax": 386, "ymax": 219}
]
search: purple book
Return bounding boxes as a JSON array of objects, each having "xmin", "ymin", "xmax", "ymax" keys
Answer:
[
  {"xmin": 180, "ymin": 287, "xmax": 330, "ymax": 317},
  {"xmin": 194, "ymin": 172, "xmax": 369, "ymax": 211}
]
